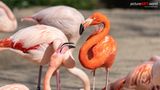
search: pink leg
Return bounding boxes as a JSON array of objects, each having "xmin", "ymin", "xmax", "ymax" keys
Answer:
[
  {"xmin": 92, "ymin": 70, "xmax": 96, "ymax": 90},
  {"xmin": 56, "ymin": 70, "xmax": 61, "ymax": 90},
  {"xmin": 105, "ymin": 69, "xmax": 109, "ymax": 90}
]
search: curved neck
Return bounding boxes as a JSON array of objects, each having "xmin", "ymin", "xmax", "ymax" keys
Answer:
[
  {"xmin": 79, "ymin": 19, "xmax": 110, "ymax": 69},
  {"xmin": 0, "ymin": 2, "xmax": 15, "ymax": 20}
]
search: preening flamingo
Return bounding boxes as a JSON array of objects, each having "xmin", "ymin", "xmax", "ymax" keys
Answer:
[
  {"xmin": 119, "ymin": 56, "xmax": 160, "ymax": 90},
  {"xmin": 0, "ymin": 83, "xmax": 29, "ymax": 90},
  {"xmin": 21, "ymin": 6, "xmax": 90, "ymax": 90},
  {"xmin": 0, "ymin": 1, "xmax": 17, "ymax": 32},
  {"xmin": 79, "ymin": 12, "xmax": 117, "ymax": 90},
  {"xmin": 0, "ymin": 25, "xmax": 86, "ymax": 90}
]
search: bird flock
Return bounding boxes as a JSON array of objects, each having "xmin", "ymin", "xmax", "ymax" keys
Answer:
[{"xmin": 0, "ymin": 1, "xmax": 160, "ymax": 90}]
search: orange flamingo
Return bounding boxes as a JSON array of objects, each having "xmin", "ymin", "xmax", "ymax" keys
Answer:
[{"xmin": 79, "ymin": 12, "xmax": 117, "ymax": 90}]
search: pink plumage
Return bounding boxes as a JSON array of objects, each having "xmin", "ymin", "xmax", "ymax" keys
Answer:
[{"xmin": 0, "ymin": 1, "xmax": 17, "ymax": 32}]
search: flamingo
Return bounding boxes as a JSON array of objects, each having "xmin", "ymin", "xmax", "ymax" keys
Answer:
[
  {"xmin": 0, "ymin": 25, "xmax": 89, "ymax": 90},
  {"xmin": 21, "ymin": 5, "xmax": 90, "ymax": 90},
  {"xmin": 79, "ymin": 12, "xmax": 117, "ymax": 90},
  {"xmin": 119, "ymin": 56, "xmax": 160, "ymax": 90},
  {"xmin": 0, "ymin": 83, "xmax": 29, "ymax": 90},
  {"xmin": 0, "ymin": 1, "xmax": 17, "ymax": 32}
]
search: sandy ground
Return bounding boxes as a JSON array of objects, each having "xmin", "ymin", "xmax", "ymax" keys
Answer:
[{"xmin": 0, "ymin": 7, "xmax": 160, "ymax": 90}]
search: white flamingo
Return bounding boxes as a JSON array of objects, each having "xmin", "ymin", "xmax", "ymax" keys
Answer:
[
  {"xmin": 0, "ymin": 25, "xmax": 90, "ymax": 90},
  {"xmin": 22, "ymin": 5, "xmax": 89, "ymax": 90},
  {"xmin": 0, "ymin": 1, "xmax": 17, "ymax": 32}
]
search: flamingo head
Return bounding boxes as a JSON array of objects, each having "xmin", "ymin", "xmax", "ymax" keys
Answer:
[
  {"xmin": 56, "ymin": 42, "xmax": 76, "ymax": 68},
  {"xmin": 79, "ymin": 12, "xmax": 109, "ymax": 35},
  {"xmin": 83, "ymin": 12, "xmax": 108, "ymax": 28}
]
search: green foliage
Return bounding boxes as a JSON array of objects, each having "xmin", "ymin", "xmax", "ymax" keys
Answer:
[{"xmin": 2, "ymin": 0, "xmax": 99, "ymax": 10}]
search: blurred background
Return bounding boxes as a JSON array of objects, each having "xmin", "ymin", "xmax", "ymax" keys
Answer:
[
  {"xmin": 0, "ymin": 0, "xmax": 160, "ymax": 90},
  {"xmin": 2, "ymin": 0, "xmax": 160, "ymax": 10}
]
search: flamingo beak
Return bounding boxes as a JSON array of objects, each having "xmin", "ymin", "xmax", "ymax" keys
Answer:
[
  {"xmin": 79, "ymin": 24, "xmax": 84, "ymax": 35},
  {"xmin": 83, "ymin": 18, "xmax": 93, "ymax": 28},
  {"xmin": 79, "ymin": 18, "xmax": 93, "ymax": 35}
]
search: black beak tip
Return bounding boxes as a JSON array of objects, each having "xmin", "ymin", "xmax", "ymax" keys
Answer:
[{"xmin": 79, "ymin": 24, "xmax": 84, "ymax": 35}]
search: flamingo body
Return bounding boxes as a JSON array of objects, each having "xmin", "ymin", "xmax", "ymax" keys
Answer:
[
  {"xmin": 22, "ymin": 5, "xmax": 84, "ymax": 43},
  {"xmin": 0, "ymin": 25, "xmax": 69, "ymax": 65},
  {"xmin": 79, "ymin": 35, "xmax": 116, "ymax": 70}
]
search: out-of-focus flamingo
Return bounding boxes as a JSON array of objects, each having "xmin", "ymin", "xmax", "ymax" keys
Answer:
[
  {"xmin": 0, "ymin": 1, "xmax": 17, "ymax": 32},
  {"xmin": 119, "ymin": 56, "xmax": 160, "ymax": 90},
  {"xmin": 79, "ymin": 12, "xmax": 117, "ymax": 90},
  {"xmin": 21, "ymin": 6, "xmax": 89, "ymax": 90},
  {"xmin": 0, "ymin": 25, "xmax": 89, "ymax": 90},
  {"xmin": 0, "ymin": 83, "xmax": 29, "ymax": 90}
]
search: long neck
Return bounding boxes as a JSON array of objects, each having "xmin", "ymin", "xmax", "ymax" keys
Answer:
[
  {"xmin": 79, "ymin": 19, "xmax": 110, "ymax": 70},
  {"xmin": 0, "ymin": 2, "xmax": 15, "ymax": 20}
]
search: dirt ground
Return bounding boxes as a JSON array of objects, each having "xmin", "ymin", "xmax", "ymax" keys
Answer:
[{"xmin": 0, "ymin": 7, "xmax": 160, "ymax": 90}]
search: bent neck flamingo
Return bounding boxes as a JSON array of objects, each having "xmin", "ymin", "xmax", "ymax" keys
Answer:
[
  {"xmin": 21, "ymin": 6, "xmax": 90, "ymax": 90},
  {"xmin": 0, "ymin": 25, "xmax": 89, "ymax": 90},
  {"xmin": 0, "ymin": 1, "xmax": 17, "ymax": 32},
  {"xmin": 79, "ymin": 12, "xmax": 117, "ymax": 90}
]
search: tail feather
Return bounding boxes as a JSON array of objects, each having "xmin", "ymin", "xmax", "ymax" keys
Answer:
[{"xmin": 0, "ymin": 38, "xmax": 12, "ymax": 48}]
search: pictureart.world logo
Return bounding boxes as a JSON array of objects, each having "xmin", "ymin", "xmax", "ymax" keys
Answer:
[{"xmin": 130, "ymin": 1, "xmax": 159, "ymax": 9}]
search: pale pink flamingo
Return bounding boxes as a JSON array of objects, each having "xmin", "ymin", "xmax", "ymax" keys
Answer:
[
  {"xmin": 0, "ymin": 25, "xmax": 90, "ymax": 90},
  {"xmin": 109, "ymin": 56, "xmax": 160, "ymax": 90},
  {"xmin": 21, "ymin": 6, "xmax": 89, "ymax": 90},
  {"xmin": 0, "ymin": 1, "xmax": 17, "ymax": 32},
  {"xmin": 0, "ymin": 83, "xmax": 29, "ymax": 90}
]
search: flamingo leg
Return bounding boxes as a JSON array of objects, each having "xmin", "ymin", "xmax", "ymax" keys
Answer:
[
  {"xmin": 105, "ymin": 68, "xmax": 109, "ymax": 90},
  {"xmin": 56, "ymin": 70, "xmax": 61, "ymax": 90},
  {"xmin": 92, "ymin": 70, "xmax": 96, "ymax": 90},
  {"xmin": 37, "ymin": 65, "xmax": 43, "ymax": 90}
]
